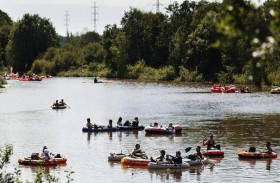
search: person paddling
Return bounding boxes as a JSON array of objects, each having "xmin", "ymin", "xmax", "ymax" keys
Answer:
[
  {"xmin": 203, "ymin": 134, "xmax": 216, "ymax": 150},
  {"xmin": 188, "ymin": 146, "xmax": 203, "ymax": 160},
  {"xmin": 151, "ymin": 150, "xmax": 166, "ymax": 162},
  {"xmin": 59, "ymin": 99, "xmax": 65, "ymax": 106},
  {"xmin": 167, "ymin": 151, "xmax": 182, "ymax": 164}
]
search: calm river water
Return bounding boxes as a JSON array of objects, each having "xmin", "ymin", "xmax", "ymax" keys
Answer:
[{"xmin": 0, "ymin": 78, "xmax": 279, "ymax": 182}]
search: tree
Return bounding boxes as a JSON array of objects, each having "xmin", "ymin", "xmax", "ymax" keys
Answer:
[
  {"xmin": 0, "ymin": 10, "xmax": 13, "ymax": 66},
  {"xmin": 6, "ymin": 14, "xmax": 59, "ymax": 73}
]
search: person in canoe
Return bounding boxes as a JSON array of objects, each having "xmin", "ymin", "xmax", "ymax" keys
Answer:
[
  {"xmin": 53, "ymin": 100, "xmax": 59, "ymax": 107},
  {"xmin": 59, "ymin": 99, "xmax": 65, "ymax": 106},
  {"xmin": 132, "ymin": 117, "xmax": 139, "ymax": 127},
  {"xmin": 203, "ymin": 134, "xmax": 216, "ymax": 150},
  {"xmin": 123, "ymin": 120, "xmax": 131, "ymax": 126},
  {"xmin": 167, "ymin": 151, "xmax": 183, "ymax": 164},
  {"xmin": 40, "ymin": 146, "xmax": 52, "ymax": 160},
  {"xmin": 188, "ymin": 146, "xmax": 203, "ymax": 160},
  {"xmin": 108, "ymin": 119, "xmax": 113, "ymax": 128},
  {"xmin": 264, "ymin": 141, "xmax": 273, "ymax": 154},
  {"xmin": 94, "ymin": 77, "xmax": 101, "ymax": 83},
  {"xmin": 117, "ymin": 117, "xmax": 122, "ymax": 126},
  {"xmin": 86, "ymin": 118, "xmax": 95, "ymax": 129},
  {"xmin": 151, "ymin": 150, "xmax": 166, "ymax": 162},
  {"xmin": 167, "ymin": 123, "xmax": 174, "ymax": 130},
  {"xmin": 131, "ymin": 144, "xmax": 147, "ymax": 158}
]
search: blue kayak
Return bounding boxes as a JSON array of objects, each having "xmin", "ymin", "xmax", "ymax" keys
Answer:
[{"xmin": 82, "ymin": 127, "xmax": 117, "ymax": 132}]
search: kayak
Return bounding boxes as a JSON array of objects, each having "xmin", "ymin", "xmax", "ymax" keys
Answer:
[
  {"xmin": 238, "ymin": 150, "xmax": 277, "ymax": 159},
  {"xmin": 108, "ymin": 153, "xmax": 127, "ymax": 161},
  {"xmin": 52, "ymin": 105, "xmax": 67, "ymax": 109},
  {"xmin": 202, "ymin": 149, "xmax": 224, "ymax": 156},
  {"xmin": 148, "ymin": 162, "xmax": 190, "ymax": 169},
  {"xmin": 121, "ymin": 157, "xmax": 150, "ymax": 167},
  {"xmin": 82, "ymin": 127, "xmax": 117, "ymax": 132},
  {"xmin": 145, "ymin": 125, "xmax": 182, "ymax": 134},
  {"xmin": 18, "ymin": 157, "xmax": 67, "ymax": 166},
  {"xmin": 117, "ymin": 124, "xmax": 145, "ymax": 131}
]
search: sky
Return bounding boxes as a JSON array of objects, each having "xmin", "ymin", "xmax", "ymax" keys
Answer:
[{"xmin": 0, "ymin": 0, "xmax": 264, "ymax": 36}]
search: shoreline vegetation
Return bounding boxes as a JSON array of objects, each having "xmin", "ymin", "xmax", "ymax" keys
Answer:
[{"xmin": 1, "ymin": 1, "xmax": 280, "ymax": 88}]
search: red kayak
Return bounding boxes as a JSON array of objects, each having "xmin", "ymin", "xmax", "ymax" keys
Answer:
[{"xmin": 202, "ymin": 149, "xmax": 224, "ymax": 156}]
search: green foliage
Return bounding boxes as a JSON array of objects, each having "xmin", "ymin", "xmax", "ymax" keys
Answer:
[
  {"xmin": 176, "ymin": 66, "xmax": 203, "ymax": 82},
  {"xmin": 6, "ymin": 14, "xmax": 59, "ymax": 73},
  {"xmin": 157, "ymin": 66, "xmax": 176, "ymax": 81},
  {"xmin": 127, "ymin": 60, "xmax": 145, "ymax": 79},
  {"xmin": 2, "ymin": 1, "xmax": 280, "ymax": 83},
  {"xmin": 0, "ymin": 10, "xmax": 13, "ymax": 66},
  {"xmin": 233, "ymin": 74, "xmax": 250, "ymax": 84}
]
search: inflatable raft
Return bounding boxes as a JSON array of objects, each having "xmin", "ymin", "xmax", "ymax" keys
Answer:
[
  {"xmin": 202, "ymin": 149, "xmax": 224, "ymax": 156},
  {"xmin": 238, "ymin": 150, "xmax": 277, "ymax": 159},
  {"xmin": 82, "ymin": 127, "xmax": 117, "ymax": 132},
  {"xmin": 108, "ymin": 153, "xmax": 127, "ymax": 161},
  {"xmin": 148, "ymin": 162, "xmax": 190, "ymax": 169},
  {"xmin": 117, "ymin": 124, "xmax": 145, "ymax": 131},
  {"xmin": 270, "ymin": 87, "xmax": 280, "ymax": 94},
  {"xmin": 52, "ymin": 105, "xmax": 67, "ymax": 109},
  {"xmin": 186, "ymin": 158, "xmax": 210, "ymax": 166},
  {"xmin": 121, "ymin": 157, "xmax": 150, "ymax": 167},
  {"xmin": 145, "ymin": 125, "xmax": 182, "ymax": 134},
  {"xmin": 18, "ymin": 157, "xmax": 67, "ymax": 166}
]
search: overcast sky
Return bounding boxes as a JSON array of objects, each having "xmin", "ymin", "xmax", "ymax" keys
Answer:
[{"xmin": 1, "ymin": 0, "xmax": 263, "ymax": 36}]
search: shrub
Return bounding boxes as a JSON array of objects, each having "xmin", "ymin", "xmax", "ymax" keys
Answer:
[
  {"xmin": 127, "ymin": 60, "xmax": 145, "ymax": 79},
  {"xmin": 157, "ymin": 66, "xmax": 176, "ymax": 81}
]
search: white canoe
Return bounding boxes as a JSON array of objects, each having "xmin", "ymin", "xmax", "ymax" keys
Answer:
[{"xmin": 148, "ymin": 162, "xmax": 190, "ymax": 169}]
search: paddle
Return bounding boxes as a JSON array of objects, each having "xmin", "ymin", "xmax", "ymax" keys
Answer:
[{"xmin": 185, "ymin": 147, "xmax": 192, "ymax": 153}]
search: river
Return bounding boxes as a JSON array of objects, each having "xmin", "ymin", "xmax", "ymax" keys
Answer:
[{"xmin": 0, "ymin": 78, "xmax": 279, "ymax": 182}]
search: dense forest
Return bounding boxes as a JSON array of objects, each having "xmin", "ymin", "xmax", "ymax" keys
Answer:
[{"xmin": 1, "ymin": 0, "xmax": 280, "ymax": 86}]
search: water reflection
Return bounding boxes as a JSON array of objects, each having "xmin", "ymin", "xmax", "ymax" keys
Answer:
[
  {"xmin": 145, "ymin": 133, "xmax": 182, "ymax": 138},
  {"xmin": 148, "ymin": 169, "xmax": 186, "ymax": 181},
  {"xmin": 238, "ymin": 159, "xmax": 273, "ymax": 170},
  {"xmin": 117, "ymin": 131, "xmax": 139, "ymax": 139}
]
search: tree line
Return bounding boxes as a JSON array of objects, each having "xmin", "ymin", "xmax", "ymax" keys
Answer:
[{"xmin": 1, "ymin": 0, "xmax": 280, "ymax": 86}]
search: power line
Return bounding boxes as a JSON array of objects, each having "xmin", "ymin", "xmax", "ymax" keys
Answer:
[
  {"xmin": 64, "ymin": 10, "xmax": 70, "ymax": 36},
  {"xmin": 91, "ymin": 2, "xmax": 98, "ymax": 32},
  {"xmin": 153, "ymin": 0, "xmax": 163, "ymax": 13}
]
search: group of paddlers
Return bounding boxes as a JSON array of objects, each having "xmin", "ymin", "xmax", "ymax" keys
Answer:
[{"xmin": 86, "ymin": 117, "xmax": 140, "ymax": 129}]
